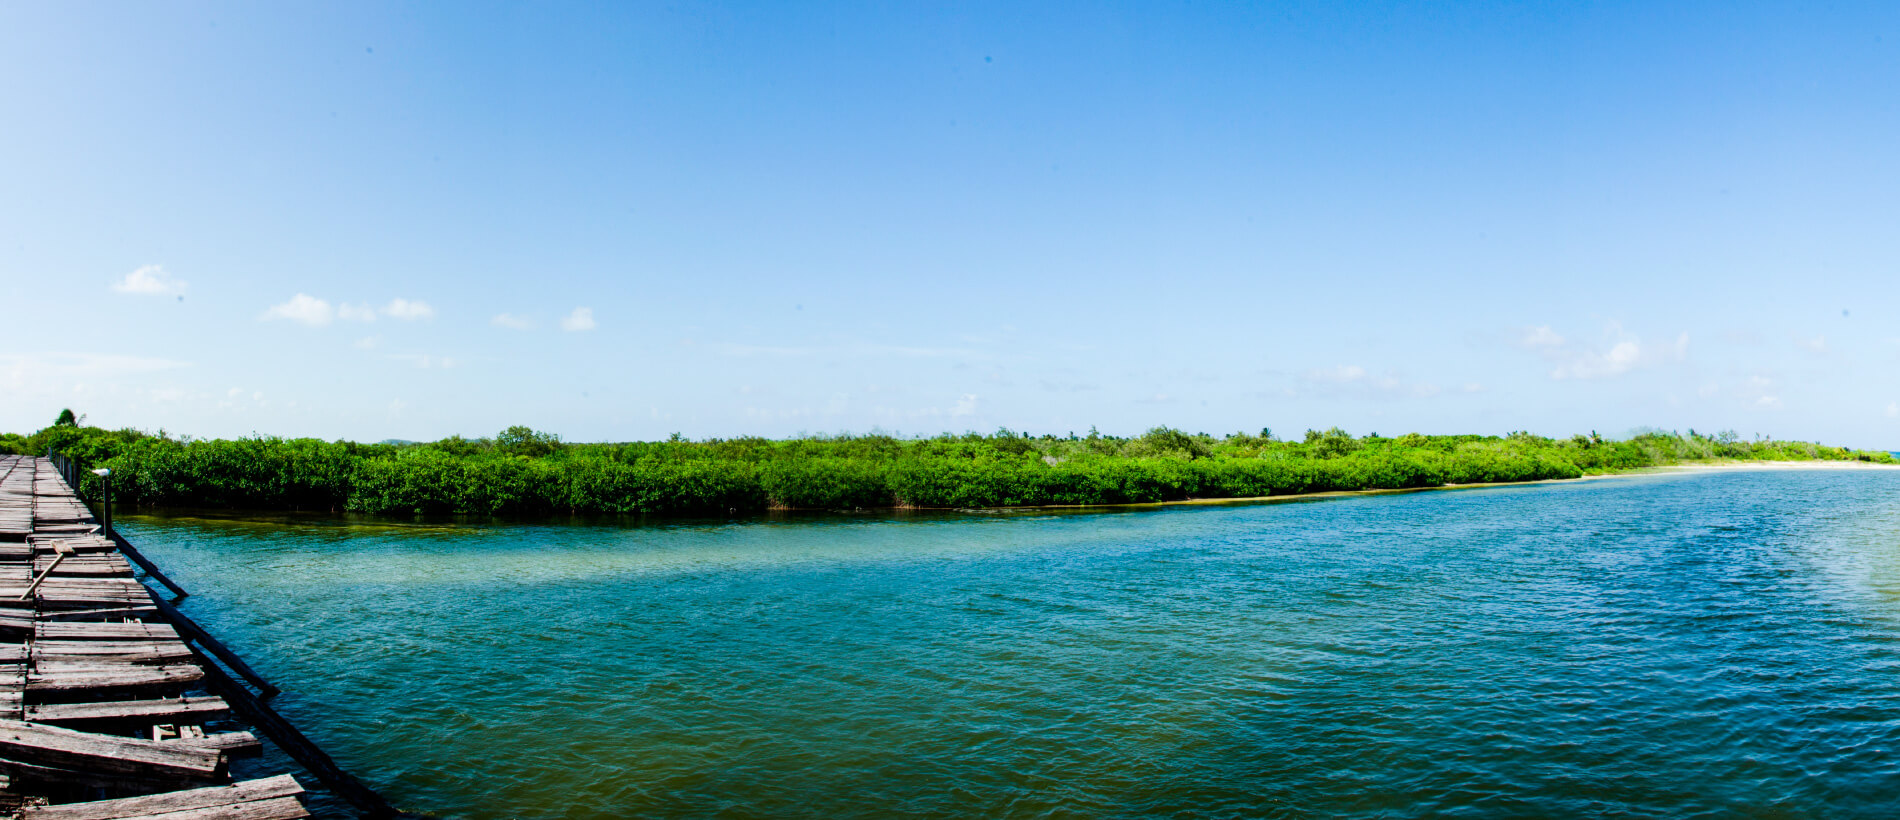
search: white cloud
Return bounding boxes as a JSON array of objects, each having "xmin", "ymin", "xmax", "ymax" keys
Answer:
[
  {"xmin": 1887, "ymin": 402, "xmax": 1898, "ymax": 419},
  {"xmin": 951, "ymin": 394, "xmax": 978, "ymax": 417},
  {"xmin": 1519, "ymin": 326, "xmax": 1564, "ymax": 347},
  {"xmin": 388, "ymin": 398, "xmax": 406, "ymax": 418},
  {"xmin": 1524, "ymin": 321, "xmax": 1689, "ymax": 380},
  {"xmin": 560, "ymin": 307, "xmax": 596, "ymax": 332},
  {"xmin": 1795, "ymin": 335, "xmax": 1828, "ymax": 354},
  {"xmin": 1553, "ymin": 340, "xmax": 1644, "ymax": 380},
  {"xmin": 383, "ymin": 298, "xmax": 435, "ymax": 320},
  {"xmin": 0, "ymin": 353, "xmax": 190, "ymax": 404},
  {"xmin": 1305, "ymin": 365, "xmax": 1368, "ymax": 384},
  {"xmin": 707, "ymin": 340, "xmax": 982, "ymax": 360},
  {"xmin": 1299, "ymin": 364, "xmax": 1440, "ymax": 399},
  {"xmin": 354, "ymin": 336, "xmax": 381, "ymax": 350},
  {"xmin": 1742, "ymin": 375, "xmax": 1780, "ymax": 409},
  {"xmin": 263, "ymin": 295, "xmax": 433, "ymax": 326},
  {"xmin": 337, "ymin": 303, "xmax": 377, "ymax": 322},
  {"xmin": 111, "ymin": 265, "xmax": 188, "ymax": 296},
  {"xmin": 261, "ymin": 294, "xmax": 334, "ymax": 327},
  {"xmin": 387, "ymin": 354, "xmax": 457, "ymax": 369},
  {"xmin": 491, "ymin": 313, "xmax": 533, "ymax": 330}
]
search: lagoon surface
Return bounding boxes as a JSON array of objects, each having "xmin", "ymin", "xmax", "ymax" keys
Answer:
[{"xmin": 123, "ymin": 469, "xmax": 1900, "ymax": 818}]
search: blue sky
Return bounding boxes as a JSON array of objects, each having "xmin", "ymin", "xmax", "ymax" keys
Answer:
[{"xmin": 3, "ymin": 1, "xmax": 1898, "ymax": 446}]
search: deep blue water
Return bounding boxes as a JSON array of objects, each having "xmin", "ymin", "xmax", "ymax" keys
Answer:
[{"xmin": 123, "ymin": 469, "xmax": 1900, "ymax": 818}]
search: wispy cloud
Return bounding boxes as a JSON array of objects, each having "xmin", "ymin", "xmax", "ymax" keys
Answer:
[
  {"xmin": 1519, "ymin": 326, "xmax": 1564, "ymax": 348},
  {"xmin": 261, "ymin": 294, "xmax": 333, "ymax": 326},
  {"xmin": 387, "ymin": 353, "xmax": 457, "ymax": 369},
  {"xmin": 263, "ymin": 294, "xmax": 434, "ymax": 326},
  {"xmin": 1794, "ymin": 334, "xmax": 1828, "ymax": 355},
  {"xmin": 1742, "ymin": 375, "xmax": 1781, "ymax": 408},
  {"xmin": 1305, "ymin": 365, "xmax": 1368, "ymax": 384},
  {"xmin": 0, "ymin": 353, "xmax": 190, "ymax": 396},
  {"xmin": 337, "ymin": 302, "xmax": 377, "ymax": 322},
  {"xmin": 708, "ymin": 341, "xmax": 979, "ymax": 359},
  {"xmin": 217, "ymin": 387, "xmax": 269, "ymax": 411},
  {"xmin": 491, "ymin": 313, "xmax": 533, "ymax": 330},
  {"xmin": 383, "ymin": 298, "xmax": 434, "ymax": 320},
  {"xmin": 1298, "ymin": 364, "xmax": 1441, "ymax": 399},
  {"xmin": 111, "ymin": 265, "xmax": 187, "ymax": 296},
  {"xmin": 560, "ymin": 307, "xmax": 596, "ymax": 332},
  {"xmin": 1517, "ymin": 321, "xmax": 1688, "ymax": 380}
]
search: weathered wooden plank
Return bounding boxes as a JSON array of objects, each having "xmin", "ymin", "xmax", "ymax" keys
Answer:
[
  {"xmin": 39, "ymin": 607, "xmax": 161, "ymax": 622},
  {"xmin": 27, "ymin": 697, "xmax": 229, "ymax": 725},
  {"xmin": 37, "ymin": 623, "xmax": 178, "ymax": 642},
  {"xmin": 36, "ymin": 560, "xmax": 133, "ymax": 578},
  {"xmin": 35, "ymin": 644, "xmax": 191, "ymax": 663},
  {"xmin": 23, "ymin": 774, "xmax": 304, "ymax": 820},
  {"xmin": 128, "ymin": 797, "xmax": 310, "ymax": 820},
  {"xmin": 35, "ymin": 647, "xmax": 192, "ymax": 666},
  {"xmin": 0, "ymin": 719, "xmax": 223, "ymax": 781},
  {"xmin": 27, "ymin": 665, "xmax": 204, "ymax": 692},
  {"xmin": 165, "ymin": 732, "xmax": 261, "ymax": 757},
  {"xmin": 33, "ymin": 641, "xmax": 187, "ymax": 656},
  {"xmin": 0, "ymin": 755, "xmax": 192, "ymax": 792}
]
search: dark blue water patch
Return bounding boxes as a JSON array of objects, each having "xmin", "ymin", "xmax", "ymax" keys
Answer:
[{"xmin": 119, "ymin": 469, "xmax": 1900, "ymax": 818}]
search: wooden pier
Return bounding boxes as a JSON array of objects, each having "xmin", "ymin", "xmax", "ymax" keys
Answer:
[{"xmin": 0, "ymin": 455, "xmax": 391, "ymax": 819}]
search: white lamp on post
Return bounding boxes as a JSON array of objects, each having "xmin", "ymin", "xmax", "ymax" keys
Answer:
[{"xmin": 91, "ymin": 468, "xmax": 112, "ymax": 537}]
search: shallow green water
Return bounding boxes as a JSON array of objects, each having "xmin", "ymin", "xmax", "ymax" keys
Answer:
[{"xmin": 124, "ymin": 470, "xmax": 1900, "ymax": 818}]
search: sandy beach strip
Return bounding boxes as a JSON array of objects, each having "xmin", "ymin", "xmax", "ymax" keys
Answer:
[{"xmin": 1657, "ymin": 460, "xmax": 1900, "ymax": 472}]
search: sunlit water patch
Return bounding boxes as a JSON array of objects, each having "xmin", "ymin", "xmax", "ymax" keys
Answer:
[{"xmin": 124, "ymin": 470, "xmax": 1900, "ymax": 818}]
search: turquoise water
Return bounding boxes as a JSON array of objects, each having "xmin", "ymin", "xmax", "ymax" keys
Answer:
[{"xmin": 123, "ymin": 469, "xmax": 1900, "ymax": 818}]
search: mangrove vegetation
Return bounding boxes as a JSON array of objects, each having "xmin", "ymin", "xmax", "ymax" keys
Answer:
[{"xmin": 2, "ymin": 414, "xmax": 1890, "ymax": 517}]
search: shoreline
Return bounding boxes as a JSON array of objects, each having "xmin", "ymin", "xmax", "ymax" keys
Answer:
[
  {"xmin": 1006, "ymin": 459, "xmax": 1899, "ymax": 513},
  {"xmin": 120, "ymin": 459, "xmax": 1900, "ymax": 523},
  {"xmin": 1653, "ymin": 459, "xmax": 1900, "ymax": 471}
]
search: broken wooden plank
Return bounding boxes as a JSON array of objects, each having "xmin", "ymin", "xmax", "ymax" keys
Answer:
[
  {"xmin": 36, "ymin": 623, "xmax": 179, "ymax": 642},
  {"xmin": 0, "ymin": 719, "xmax": 223, "ymax": 782},
  {"xmin": 27, "ymin": 697, "xmax": 229, "ymax": 725},
  {"xmin": 38, "ymin": 606, "xmax": 160, "ymax": 622},
  {"xmin": 27, "ymin": 665, "xmax": 204, "ymax": 692},
  {"xmin": 23, "ymin": 774, "xmax": 304, "ymax": 820},
  {"xmin": 77, "ymin": 795, "xmax": 308, "ymax": 820},
  {"xmin": 165, "ymin": 732, "xmax": 261, "ymax": 758},
  {"xmin": 28, "ymin": 665, "xmax": 203, "ymax": 693},
  {"xmin": 36, "ymin": 649, "xmax": 193, "ymax": 668},
  {"xmin": 34, "ymin": 643, "xmax": 192, "ymax": 663}
]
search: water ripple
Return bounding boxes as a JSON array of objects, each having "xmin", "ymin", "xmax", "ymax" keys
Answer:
[{"xmin": 118, "ymin": 470, "xmax": 1900, "ymax": 818}]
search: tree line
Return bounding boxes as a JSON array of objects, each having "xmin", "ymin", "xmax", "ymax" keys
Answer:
[{"xmin": 3, "ymin": 413, "xmax": 1889, "ymax": 517}]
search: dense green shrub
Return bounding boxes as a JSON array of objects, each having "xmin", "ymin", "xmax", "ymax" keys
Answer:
[{"xmin": 10, "ymin": 410, "xmax": 1890, "ymax": 517}]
